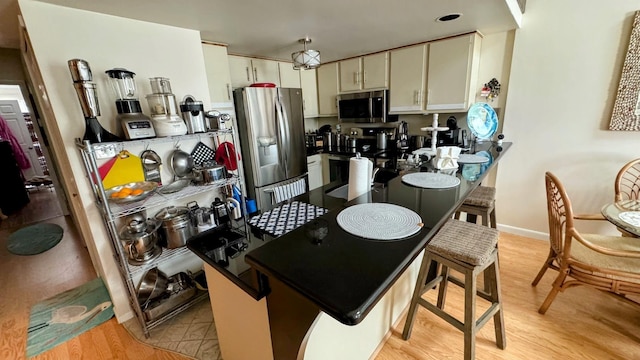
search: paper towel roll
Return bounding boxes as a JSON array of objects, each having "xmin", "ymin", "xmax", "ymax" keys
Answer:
[{"xmin": 348, "ymin": 157, "xmax": 373, "ymax": 201}]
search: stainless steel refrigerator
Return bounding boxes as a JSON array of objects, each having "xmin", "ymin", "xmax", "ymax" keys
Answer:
[{"xmin": 233, "ymin": 87, "xmax": 307, "ymax": 212}]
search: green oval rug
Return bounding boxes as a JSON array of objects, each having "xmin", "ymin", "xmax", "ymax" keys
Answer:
[{"xmin": 7, "ymin": 223, "xmax": 64, "ymax": 255}]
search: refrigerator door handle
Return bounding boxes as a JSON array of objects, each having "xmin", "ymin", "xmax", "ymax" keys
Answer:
[
  {"xmin": 274, "ymin": 97, "xmax": 288, "ymax": 178},
  {"xmin": 277, "ymin": 96, "xmax": 291, "ymax": 177}
]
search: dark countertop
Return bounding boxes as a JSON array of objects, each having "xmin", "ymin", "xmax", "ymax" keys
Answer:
[{"xmin": 244, "ymin": 142, "xmax": 511, "ymax": 325}]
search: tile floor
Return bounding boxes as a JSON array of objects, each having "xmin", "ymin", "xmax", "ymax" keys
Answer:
[{"xmin": 123, "ymin": 299, "xmax": 222, "ymax": 360}]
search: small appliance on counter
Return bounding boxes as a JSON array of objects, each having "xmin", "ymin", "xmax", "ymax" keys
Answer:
[
  {"xmin": 68, "ymin": 59, "xmax": 121, "ymax": 143},
  {"xmin": 180, "ymin": 95, "xmax": 207, "ymax": 134},
  {"xmin": 105, "ymin": 68, "xmax": 156, "ymax": 140},
  {"xmin": 145, "ymin": 77, "xmax": 188, "ymax": 137}
]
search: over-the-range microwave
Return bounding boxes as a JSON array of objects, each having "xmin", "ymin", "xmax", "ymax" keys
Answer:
[{"xmin": 336, "ymin": 90, "xmax": 397, "ymax": 123}]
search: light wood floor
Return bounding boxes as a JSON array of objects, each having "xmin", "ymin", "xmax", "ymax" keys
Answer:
[
  {"xmin": 0, "ymin": 190, "xmax": 190, "ymax": 360},
  {"xmin": 2, "ymin": 190, "xmax": 638, "ymax": 359},
  {"xmin": 375, "ymin": 232, "xmax": 640, "ymax": 360}
]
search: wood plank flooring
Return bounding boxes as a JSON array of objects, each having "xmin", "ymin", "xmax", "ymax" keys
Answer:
[
  {"xmin": 1, "ymin": 191, "xmax": 638, "ymax": 359},
  {"xmin": 0, "ymin": 189, "xmax": 190, "ymax": 360},
  {"xmin": 375, "ymin": 232, "xmax": 640, "ymax": 360}
]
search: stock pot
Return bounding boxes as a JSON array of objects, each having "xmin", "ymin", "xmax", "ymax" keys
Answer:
[{"xmin": 154, "ymin": 206, "xmax": 194, "ymax": 248}]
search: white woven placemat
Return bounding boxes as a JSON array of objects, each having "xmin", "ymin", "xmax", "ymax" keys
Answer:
[
  {"xmin": 619, "ymin": 211, "xmax": 640, "ymax": 227},
  {"xmin": 401, "ymin": 172, "xmax": 461, "ymax": 189},
  {"xmin": 458, "ymin": 154, "xmax": 489, "ymax": 164},
  {"xmin": 336, "ymin": 203, "xmax": 423, "ymax": 240}
]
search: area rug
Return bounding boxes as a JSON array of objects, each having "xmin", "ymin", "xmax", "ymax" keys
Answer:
[
  {"xmin": 7, "ymin": 223, "xmax": 63, "ymax": 255},
  {"xmin": 26, "ymin": 277, "xmax": 114, "ymax": 358}
]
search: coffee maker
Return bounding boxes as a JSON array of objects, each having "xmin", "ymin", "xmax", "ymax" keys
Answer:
[
  {"xmin": 105, "ymin": 68, "xmax": 156, "ymax": 140},
  {"xmin": 68, "ymin": 59, "xmax": 121, "ymax": 143},
  {"xmin": 396, "ymin": 121, "xmax": 409, "ymax": 150},
  {"xmin": 438, "ymin": 116, "xmax": 461, "ymax": 146}
]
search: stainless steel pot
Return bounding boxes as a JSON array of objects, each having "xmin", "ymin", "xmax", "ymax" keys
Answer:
[
  {"xmin": 199, "ymin": 164, "xmax": 228, "ymax": 184},
  {"xmin": 377, "ymin": 132, "xmax": 388, "ymax": 149},
  {"xmin": 119, "ymin": 219, "xmax": 162, "ymax": 264},
  {"xmin": 154, "ymin": 206, "xmax": 194, "ymax": 249}
]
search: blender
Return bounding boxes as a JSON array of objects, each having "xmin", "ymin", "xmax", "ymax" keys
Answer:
[
  {"xmin": 145, "ymin": 77, "xmax": 188, "ymax": 137},
  {"xmin": 68, "ymin": 59, "xmax": 121, "ymax": 143},
  {"xmin": 105, "ymin": 68, "xmax": 156, "ymax": 140}
]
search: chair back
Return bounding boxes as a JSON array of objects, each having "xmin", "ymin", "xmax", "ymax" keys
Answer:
[
  {"xmin": 545, "ymin": 172, "xmax": 576, "ymax": 259},
  {"xmin": 615, "ymin": 158, "xmax": 640, "ymax": 202}
]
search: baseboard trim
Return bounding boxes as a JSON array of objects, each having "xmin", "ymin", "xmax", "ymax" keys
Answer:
[
  {"xmin": 369, "ymin": 305, "xmax": 411, "ymax": 360},
  {"xmin": 497, "ymin": 223, "xmax": 548, "ymax": 241}
]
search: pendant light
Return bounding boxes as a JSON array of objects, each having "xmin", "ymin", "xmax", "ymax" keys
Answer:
[{"xmin": 291, "ymin": 37, "xmax": 320, "ymax": 70}]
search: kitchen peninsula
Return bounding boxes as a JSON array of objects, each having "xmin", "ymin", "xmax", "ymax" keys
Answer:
[{"xmin": 189, "ymin": 142, "xmax": 511, "ymax": 360}]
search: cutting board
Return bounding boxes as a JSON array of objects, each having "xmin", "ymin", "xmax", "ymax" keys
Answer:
[{"xmin": 100, "ymin": 150, "xmax": 145, "ymax": 189}]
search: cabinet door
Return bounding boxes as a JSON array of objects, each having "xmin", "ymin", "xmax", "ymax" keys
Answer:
[
  {"xmin": 300, "ymin": 69, "xmax": 318, "ymax": 118},
  {"xmin": 362, "ymin": 52, "xmax": 388, "ymax": 89},
  {"xmin": 228, "ymin": 55, "xmax": 254, "ymax": 88},
  {"xmin": 202, "ymin": 44, "xmax": 233, "ymax": 104},
  {"xmin": 426, "ymin": 33, "xmax": 481, "ymax": 112},
  {"xmin": 252, "ymin": 58, "xmax": 280, "ymax": 85},
  {"xmin": 279, "ymin": 62, "xmax": 301, "ymax": 88},
  {"xmin": 317, "ymin": 63, "xmax": 339, "ymax": 116},
  {"xmin": 307, "ymin": 154, "xmax": 323, "ymax": 190},
  {"xmin": 339, "ymin": 58, "xmax": 362, "ymax": 92},
  {"xmin": 389, "ymin": 44, "xmax": 427, "ymax": 113}
]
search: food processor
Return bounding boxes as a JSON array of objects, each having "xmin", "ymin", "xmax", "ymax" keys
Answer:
[
  {"xmin": 145, "ymin": 77, "xmax": 188, "ymax": 137},
  {"xmin": 105, "ymin": 68, "xmax": 156, "ymax": 140}
]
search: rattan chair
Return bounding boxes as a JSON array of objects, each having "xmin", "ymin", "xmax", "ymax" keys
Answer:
[
  {"xmin": 614, "ymin": 158, "xmax": 640, "ymax": 237},
  {"xmin": 532, "ymin": 172, "xmax": 640, "ymax": 314}
]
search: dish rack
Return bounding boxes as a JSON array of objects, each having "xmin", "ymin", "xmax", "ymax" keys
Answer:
[{"xmin": 76, "ymin": 128, "xmax": 249, "ymax": 337}]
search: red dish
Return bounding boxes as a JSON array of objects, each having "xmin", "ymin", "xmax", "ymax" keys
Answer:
[{"xmin": 250, "ymin": 83, "xmax": 276, "ymax": 88}]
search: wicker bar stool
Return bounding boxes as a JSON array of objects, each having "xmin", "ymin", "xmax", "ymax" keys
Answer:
[
  {"xmin": 455, "ymin": 186, "xmax": 497, "ymax": 228},
  {"xmin": 403, "ymin": 219, "xmax": 506, "ymax": 360}
]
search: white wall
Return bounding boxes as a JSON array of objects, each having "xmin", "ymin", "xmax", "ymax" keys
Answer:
[
  {"xmin": 498, "ymin": 0, "xmax": 639, "ymax": 239},
  {"xmin": 19, "ymin": 0, "xmax": 211, "ymax": 321}
]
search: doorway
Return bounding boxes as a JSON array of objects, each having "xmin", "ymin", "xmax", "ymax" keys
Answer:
[{"xmin": 0, "ymin": 83, "xmax": 67, "ymax": 229}]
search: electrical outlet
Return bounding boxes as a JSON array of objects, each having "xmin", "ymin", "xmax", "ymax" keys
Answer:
[{"xmin": 94, "ymin": 144, "xmax": 117, "ymax": 159}]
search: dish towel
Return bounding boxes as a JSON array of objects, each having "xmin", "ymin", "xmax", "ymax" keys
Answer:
[
  {"xmin": 248, "ymin": 201, "xmax": 328, "ymax": 237},
  {"xmin": 272, "ymin": 178, "xmax": 307, "ymax": 204}
]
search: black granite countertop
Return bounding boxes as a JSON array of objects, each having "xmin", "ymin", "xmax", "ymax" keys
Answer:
[{"xmin": 244, "ymin": 142, "xmax": 511, "ymax": 325}]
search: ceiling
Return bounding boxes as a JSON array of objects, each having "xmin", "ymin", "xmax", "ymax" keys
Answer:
[{"xmin": 0, "ymin": 0, "xmax": 522, "ymax": 63}]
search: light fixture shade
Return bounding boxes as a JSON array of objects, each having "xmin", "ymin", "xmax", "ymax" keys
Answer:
[
  {"xmin": 292, "ymin": 49, "xmax": 320, "ymax": 70},
  {"xmin": 292, "ymin": 37, "xmax": 320, "ymax": 70}
]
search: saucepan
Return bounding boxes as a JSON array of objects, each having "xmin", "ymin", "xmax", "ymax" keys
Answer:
[{"xmin": 193, "ymin": 163, "xmax": 228, "ymax": 185}]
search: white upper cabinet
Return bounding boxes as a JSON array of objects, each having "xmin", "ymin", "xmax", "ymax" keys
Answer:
[
  {"xmin": 278, "ymin": 62, "xmax": 301, "ymax": 88},
  {"xmin": 339, "ymin": 52, "xmax": 389, "ymax": 92},
  {"xmin": 228, "ymin": 55, "xmax": 280, "ymax": 88},
  {"xmin": 339, "ymin": 57, "xmax": 361, "ymax": 92},
  {"xmin": 362, "ymin": 52, "xmax": 389, "ymax": 89},
  {"xmin": 202, "ymin": 44, "xmax": 233, "ymax": 104},
  {"xmin": 426, "ymin": 33, "xmax": 482, "ymax": 112},
  {"xmin": 317, "ymin": 63, "xmax": 339, "ymax": 116},
  {"xmin": 389, "ymin": 44, "xmax": 427, "ymax": 113},
  {"xmin": 250, "ymin": 58, "xmax": 280, "ymax": 85},
  {"xmin": 300, "ymin": 69, "xmax": 318, "ymax": 118}
]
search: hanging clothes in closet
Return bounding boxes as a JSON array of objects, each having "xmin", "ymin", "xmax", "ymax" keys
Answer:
[{"xmin": 0, "ymin": 140, "xmax": 29, "ymax": 214}]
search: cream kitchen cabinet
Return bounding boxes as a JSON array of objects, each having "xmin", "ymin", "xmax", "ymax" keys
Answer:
[
  {"xmin": 300, "ymin": 69, "xmax": 318, "ymax": 118},
  {"xmin": 339, "ymin": 52, "xmax": 389, "ymax": 92},
  {"xmin": 426, "ymin": 33, "xmax": 482, "ymax": 112},
  {"xmin": 228, "ymin": 55, "xmax": 280, "ymax": 88},
  {"xmin": 307, "ymin": 154, "xmax": 323, "ymax": 190},
  {"xmin": 317, "ymin": 63, "xmax": 339, "ymax": 116},
  {"xmin": 278, "ymin": 62, "xmax": 301, "ymax": 88},
  {"xmin": 389, "ymin": 44, "xmax": 427, "ymax": 113},
  {"xmin": 202, "ymin": 43, "xmax": 233, "ymax": 104}
]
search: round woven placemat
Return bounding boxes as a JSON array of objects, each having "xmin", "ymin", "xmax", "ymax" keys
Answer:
[
  {"xmin": 402, "ymin": 172, "xmax": 461, "ymax": 189},
  {"xmin": 336, "ymin": 203, "xmax": 423, "ymax": 241}
]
